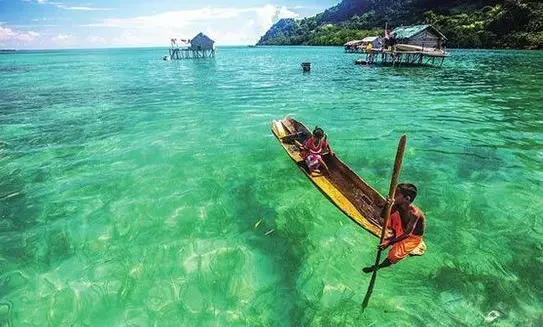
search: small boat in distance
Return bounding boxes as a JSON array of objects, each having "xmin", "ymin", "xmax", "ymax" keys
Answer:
[
  {"xmin": 163, "ymin": 55, "xmax": 171, "ymax": 61},
  {"xmin": 271, "ymin": 117, "xmax": 386, "ymax": 236}
]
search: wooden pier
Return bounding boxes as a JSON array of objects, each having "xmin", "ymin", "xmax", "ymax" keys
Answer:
[
  {"xmin": 355, "ymin": 49, "xmax": 447, "ymax": 67},
  {"xmin": 348, "ymin": 25, "xmax": 449, "ymax": 68},
  {"xmin": 344, "ymin": 37, "xmax": 382, "ymax": 53},
  {"xmin": 169, "ymin": 47, "xmax": 215, "ymax": 59}
]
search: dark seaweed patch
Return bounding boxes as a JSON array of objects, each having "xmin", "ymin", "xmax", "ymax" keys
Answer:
[{"xmin": 230, "ymin": 180, "xmax": 313, "ymax": 326}]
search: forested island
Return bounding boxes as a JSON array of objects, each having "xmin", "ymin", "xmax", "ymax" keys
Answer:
[{"xmin": 257, "ymin": 0, "xmax": 542, "ymax": 49}]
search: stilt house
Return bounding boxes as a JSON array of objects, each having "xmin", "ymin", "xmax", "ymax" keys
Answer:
[{"xmin": 391, "ymin": 25, "xmax": 446, "ymax": 49}]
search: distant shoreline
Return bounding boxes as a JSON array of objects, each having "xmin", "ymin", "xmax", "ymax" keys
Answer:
[
  {"xmin": 255, "ymin": 44, "xmax": 543, "ymax": 51},
  {"xmin": 1, "ymin": 46, "xmax": 540, "ymax": 52}
]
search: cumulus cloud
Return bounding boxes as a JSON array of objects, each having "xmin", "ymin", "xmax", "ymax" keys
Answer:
[
  {"xmin": 5, "ymin": 4, "xmax": 300, "ymax": 48},
  {"xmin": 111, "ymin": 31, "xmax": 146, "ymax": 46},
  {"xmin": 255, "ymin": 5, "xmax": 297, "ymax": 30},
  {"xmin": 0, "ymin": 25, "xmax": 40, "ymax": 42},
  {"xmin": 18, "ymin": 31, "xmax": 40, "ymax": 42},
  {"xmin": 0, "ymin": 26, "xmax": 15, "ymax": 40},
  {"xmin": 86, "ymin": 5, "xmax": 297, "ymax": 29},
  {"xmin": 54, "ymin": 4, "xmax": 111, "ymax": 11},
  {"xmin": 51, "ymin": 33, "xmax": 74, "ymax": 42},
  {"xmin": 79, "ymin": 4, "xmax": 298, "ymax": 45},
  {"xmin": 34, "ymin": 0, "xmax": 110, "ymax": 11},
  {"xmin": 87, "ymin": 35, "xmax": 107, "ymax": 44},
  {"xmin": 200, "ymin": 5, "xmax": 296, "ymax": 45}
]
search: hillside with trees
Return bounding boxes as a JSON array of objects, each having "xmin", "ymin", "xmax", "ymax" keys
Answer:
[{"xmin": 256, "ymin": 0, "xmax": 543, "ymax": 49}]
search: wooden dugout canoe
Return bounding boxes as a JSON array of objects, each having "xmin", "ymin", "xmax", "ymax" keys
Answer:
[{"xmin": 271, "ymin": 117, "xmax": 386, "ymax": 237}]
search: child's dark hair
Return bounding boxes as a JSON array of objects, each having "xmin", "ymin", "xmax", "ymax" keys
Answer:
[
  {"xmin": 313, "ymin": 126, "xmax": 325, "ymax": 138},
  {"xmin": 397, "ymin": 183, "xmax": 418, "ymax": 202}
]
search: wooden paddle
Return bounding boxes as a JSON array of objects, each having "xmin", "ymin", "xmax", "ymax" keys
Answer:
[{"xmin": 361, "ymin": 134, "xmax": 407, "ymax": 311}]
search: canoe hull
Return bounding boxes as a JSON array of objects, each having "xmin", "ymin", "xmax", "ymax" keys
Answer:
[{"xmin": 271, "ymin": 117, "xmax": 386, "ymax": 237}]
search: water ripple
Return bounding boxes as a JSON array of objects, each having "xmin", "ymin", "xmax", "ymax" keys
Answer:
[{"xmin": 0, "ymin": 47, "xmax": 541, "ymax": 326}]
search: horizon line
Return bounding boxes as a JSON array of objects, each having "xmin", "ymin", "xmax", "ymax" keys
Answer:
[{"xmin": 0, "ymin": 44, "xmax": 346, "ymax": 51}]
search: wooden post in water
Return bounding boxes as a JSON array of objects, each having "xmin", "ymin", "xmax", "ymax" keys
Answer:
[{"xmin": 361, "ymin": 135, "xmax": 407, "ymax": 311}]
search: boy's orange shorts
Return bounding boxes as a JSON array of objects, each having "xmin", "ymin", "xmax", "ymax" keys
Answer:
[{"xmin": 388, "ymin": 236, "xmax": 425, "ymax": 264}]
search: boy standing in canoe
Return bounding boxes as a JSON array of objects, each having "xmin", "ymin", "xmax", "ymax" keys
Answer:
[{"xmin": 362, "ymin": 183, "xmax": 426, "ymax": 273}]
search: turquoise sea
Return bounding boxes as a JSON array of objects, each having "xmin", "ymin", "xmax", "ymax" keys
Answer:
[{"xmin": 0, "ymin": 47, "xmax": 542, "ymax": 326}]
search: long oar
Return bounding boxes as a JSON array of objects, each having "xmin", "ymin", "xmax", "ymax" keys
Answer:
[{"xmin": 361, "ymin": 134, "xmax": 407, "ymax": 310}]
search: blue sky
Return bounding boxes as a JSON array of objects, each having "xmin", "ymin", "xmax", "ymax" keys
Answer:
[{"xmin": 0, "ymin": 0, "xmax": 339, "ymax": 49}]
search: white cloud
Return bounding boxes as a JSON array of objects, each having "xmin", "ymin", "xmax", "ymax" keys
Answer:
[
  {"xmin": 18, "ymin": 31, "xmax": 40, "ymax": 42},
  {"xmin": 87, "ymin": 35, "xmax": 107, "ymax": 44},
  {"xmin": 86, "ymin": 5, "xmax": 297, "ymax": 29},
  {"xmin": 111, "ymin": 31, "xmax": 146, "ymax": 46},
  {"xmin": 0, "ymin": 25, "xmax": 40, "ymax": 42},
  {"xmin": 34, "ymin": 1, "xmax": 110, "ymax": 11},
  {"xmin": 278, "ymin": 6, "xmax": 298, "ymax": 18},
  {"xmin": 6, "ymin": 4, "xmax": 300, "ymax": 48},
  {"xmin": 255, "ymin": 5, "xmax": 297, "ymax": 30},
  {"xmin": 0, "ymin": 26, "xmax": 15, "ymax": 40},
  {"xmin": 51, "ymin": 33, "xmax": 74, "ymax": 42},
  {"xmin": 78, "ymin": 4, "xmax": 298, "ymax": 46},
  {"xmin": 55, "ymin": 4, "xmax": 111, "ymax": 11}
]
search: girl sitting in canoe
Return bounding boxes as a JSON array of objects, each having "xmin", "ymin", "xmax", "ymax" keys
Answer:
[{"xmin": 295, "ymin": 127, "xmax": 334, "ymax": 176}]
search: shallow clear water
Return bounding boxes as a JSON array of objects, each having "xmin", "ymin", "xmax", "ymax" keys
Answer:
[{"xmin": 0, "ymin": 47, "xmax": 542, "ymax": 326}]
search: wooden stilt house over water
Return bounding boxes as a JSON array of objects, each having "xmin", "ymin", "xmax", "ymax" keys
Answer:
[
  {"xmin": 362, "ymin": 36, "xmax": 382, "ymax": 50},
  {"xmin": 344, "ymin": 37, "xmax": 382, "ymax": 53},
  {"xmin": 344, "ymin": 40, "xmax": 364, "ymax": 53},
  {"xmin": 168, "ymin": 32, "xmax": 216, "ymax": 59},
  {"xmin": 352, "ymin": 24, "xmax": 449, "ymax": 67}
]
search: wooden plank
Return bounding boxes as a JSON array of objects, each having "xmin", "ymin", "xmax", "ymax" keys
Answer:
[{"xmin": 282, "ymin": 118, "xmax": 297, "ymax": 134}]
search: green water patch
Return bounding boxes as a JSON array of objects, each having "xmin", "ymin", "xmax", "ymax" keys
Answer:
[
  {"xmin": 0, "ymin": 169, "xmax": 39, "ymax": 232},
  {"xmin": 0, "ymin": 47, "xmax": 541, "ymax": 325},
  {"xmin": 0, "ymin": 301, "xmax": 13, "ymax": 327},
  {"xmin": 225, "ymin": 176, "xmax": 314, "ymax": 326}
]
